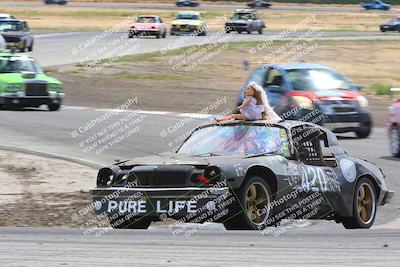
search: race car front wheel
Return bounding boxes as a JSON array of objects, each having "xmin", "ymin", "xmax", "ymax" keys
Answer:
[
  {"xmin": 224, "ymin": 176, "xmax": 273, "ymax": 230},
  {"xmin": 342, "ymin": 177, "xmax": 377, "ymax": 229},
  {"xmin": 390, "ymin": 126, "xmax": 400, "ymax": 157},
  {"xmin": 108, "ymin": 216, "xmax": 151, "ymax": 229}
]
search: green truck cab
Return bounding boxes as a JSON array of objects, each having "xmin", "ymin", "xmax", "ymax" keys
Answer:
[{"xmin": 0, "ymin": 51, "xmax": 63, "ymax": 111}]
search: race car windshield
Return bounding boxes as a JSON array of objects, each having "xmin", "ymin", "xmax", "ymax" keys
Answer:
[
  {"xmin": 178, "ymin": 125, "xmax": 290, "ymax": 156},
  {"xmin": 232, "ymin": 13, "xmax": 254, "ymax": 20},
  {"xmin": 286, "ymin": 68, "xmax": 351, "ymax": 91},
  {"xmin": 137, "ymin": 17, "xmax": 157, "ymax": 23},
  {"xmin": 0, "ymin": 21, "xmax": 23, "ymax": 31},
  {"xmin": 0, "ymin": 57, "xmax": 43, "ymax": 73},
  {"xmin": 176, "ymin": 14, "xmax": 200, "ymax": 20}
]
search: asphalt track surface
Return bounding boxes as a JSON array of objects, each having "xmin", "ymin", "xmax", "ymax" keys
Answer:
[
  {"xmin": 31, "ymin": 30, "xmax": 400, "ymax": 67},
  {"xmin": 1, "ymin": 225, "xmax": 400, "ymax": 266}
]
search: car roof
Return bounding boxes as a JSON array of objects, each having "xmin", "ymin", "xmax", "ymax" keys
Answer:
[
  {"xmin": 177, "ymin": 11, "xmax": 200, "ymax": 15},
  {"xmin": 235, "ymin": 9, "xmax": 256, "ymax": 13},
  {"xmin": 201, "ymin": 120, "xmax": 313, "ymax": 130},
  {"xmin": 0, "ymin": 52, "xmax": 32, "ymax": 58},
  {"xmin": 138, "ymin": 15, "xmax": 160, "ymax": 18},
  {"xmin": 258, "ymin": 63, "xmax": 334, "ymax": 71},
  {"xmin": 0, "ymin": 19, "xmax": 24, "ymax": 22}
]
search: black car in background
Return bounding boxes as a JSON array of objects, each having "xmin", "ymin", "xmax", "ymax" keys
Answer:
[
  {"xmin": 176, "ymin": 0, "xmax": 199, "ymax": 7},
  {"xmin": 247, "ymin": 0, "xmax": 271, "ymax": 8},
  {"xmin": 44, "ymin": 0, "xmax": 68, "ymax": 4},
  {"xmin": 380, "ymin": 17, "xmax": 400, "ymax": 32}
]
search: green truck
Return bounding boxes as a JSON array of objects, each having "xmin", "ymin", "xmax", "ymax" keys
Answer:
[{"xmin": 0, "ymin": 51, "xmax": 63, "ymax": 111}]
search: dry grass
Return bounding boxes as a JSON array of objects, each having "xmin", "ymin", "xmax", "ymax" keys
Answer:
[{"xmin": 0, "ymin": 5, "xmax": 395, "ymax": 32}]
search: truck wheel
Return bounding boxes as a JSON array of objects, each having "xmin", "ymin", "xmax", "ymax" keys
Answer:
[
  {"xmin": 390, "ymin": 126, "xmax": 400, "ymax": 157},
  {"xmin": 109, "ymin": 216, "xmax": 151, "ymax": 229},
  {"xmin": 48, "ymin": 103, "xmax": 60, "ymax": 111},
  {"xmin": 342, "ymin": 178, "xmax": 377, "ymax": 229},
  {"xmin": 258, "ymin": 28, "xmax": 263, "ymax": 34},
  {"xmin": 223, "ymin": 176, "xmax": 273, "ymax": 230},
  {"xmin": 355, "ymin": 122, "xmax": 372, "ymax": 138}
]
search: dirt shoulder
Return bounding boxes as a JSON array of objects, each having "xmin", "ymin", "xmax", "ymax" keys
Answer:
[
  {"xmin": 51, "ymin": 40, "xmax": 399, "ymax": 128},
  {"xmin": 0, "ymin": 149, "xmax": 98, "ymax": 227}
]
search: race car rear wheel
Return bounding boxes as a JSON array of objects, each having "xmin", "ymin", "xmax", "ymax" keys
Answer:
[
  {"xmin": 390, "ymin": 126, "xmax": 400, "ymax": 157},
  {"xmin": 108, "ymin": 216, "xmax": 151, "ymax": 229},
  {"xmin": 223, "ymin": 176, "xmax": 273, "ymax": 230},
  {"xmin": 342, "ymin": 177, "xmax": 377, "ymax": 229}
]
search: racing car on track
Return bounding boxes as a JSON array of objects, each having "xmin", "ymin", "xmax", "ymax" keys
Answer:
[
  {"xmin": 176, "ymin": 0, "xmax": 199, "ymax": 7},
  {"xmin": 247, "ymin": 0, "xmax": 271, "ymax": 8},
  {"xmin": 240, "ymin": 63, "xmax": 372, "ymax": 138},
  {"xmin": 170, "ymin": 11, "xmax": 207, "ymax": 36},
  {"xmin": 0, "ymin": 51, "xmax": 64, "ymax": 111},
  {"xmin": 91, "ymin": 121, "xmax": 393, "ymax": 230},
  {"xmin": 388, "ymin": 93, "xmax": 400, "ymax": 157},
  {"xmin": 361, "ymin": 0, "xmax": 391, "ymax": 10},
  {"xmin": 0, "ymin": 19, "xmax": 34, "ymax": 52},
  {"xmin": 380, "ymin": 17, "xmax": 400, "ymax": 32},
  {"xmin": 225, "ymin": 9, "xmax": 265, "ymax": 34},
  {"xmin": 128, "ymin": 15, "xmax": 167, "ymax": 39}
]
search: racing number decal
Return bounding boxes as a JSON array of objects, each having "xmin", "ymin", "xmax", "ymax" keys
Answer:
[{"xmin": 298, "ymin": 164, "xmax": 341, "ymax": 192}]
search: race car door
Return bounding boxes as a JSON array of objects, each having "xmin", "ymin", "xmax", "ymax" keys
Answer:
[{"xmin": 290, "ymin": 125, "xmax": 341, "ymax": 193}]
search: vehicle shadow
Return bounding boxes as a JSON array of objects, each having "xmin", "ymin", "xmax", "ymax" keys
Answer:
[
  {"xmin": 380, "ymin": 156, "xmax": 400, "ymax": 162},
  {"xmin": 0, "ymin": 107, "xmax": 47, "ymax": 112}
]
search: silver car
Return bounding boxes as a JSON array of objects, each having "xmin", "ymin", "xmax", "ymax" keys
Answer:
[{"xmin": 0, "ymin": 19, "xmax": 34, "ymax": 52}]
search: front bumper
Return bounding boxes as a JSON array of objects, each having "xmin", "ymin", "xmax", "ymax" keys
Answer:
[
  {"xmin": 129, "ymin": 29, "xmax": 160, "ymax": 36},
  {"xmin": 0, "ymin": 95, "xmax": 63, "ymax": 107},
  {"xmin": 171, "ymin": 26, "xmax": 200, "ymax": 34},
  {"xmin": 91, "ymin": 186, "xmax": 230, "ymax": 220},
  {"xmin": 382, "ymin": 190, "xmax": 394, "ymax": 205},
  {"xmin": 323, "ymin": 111, "xmax": 371, "ymax": 133},
  {"xmin": 225, "ymin": 24, "xmax": 249, "ymax": 32},
  {"xmin": 6, "ymin": 42, "xmax": 24, "ymax": 49}
]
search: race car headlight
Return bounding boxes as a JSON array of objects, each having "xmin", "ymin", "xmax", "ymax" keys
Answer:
[
  {"xmin": 292, "ymin": 96, "xmax": 314, "ymax": 110},
  {"xmin": 357, "ymin": 95, "xmax": 369, "ymax": 108},
  {"xmin": 5, "ymin": 84, "xmax": 20, "ymax": 92},
  {"xmin": 49, "ymin": 84, "xmax": 63, "ymax": 92},
  {"xmin": 97, "ymin": 168, "xmax": 114, "ymax": 187},
  {"xmin": 204, "ymin": 166, "xmax": 222, "ymax": 182}
]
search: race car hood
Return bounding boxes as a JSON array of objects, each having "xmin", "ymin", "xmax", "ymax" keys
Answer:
[
  {"xmin": 227, "ymin": 19, "xmax": 250, "ymax": 24},
  {"xmin": 297, "ymin": 90, "xmax": 360, "ymax": 101},
  {"xmin": 114, "ymin": 152, "xmax": 281, "ymax": 168},
  {"xmin": 0, "ymin": 73, "xmax": 62, "ymax": 85},
  {"xmin": 171, "ymin": 19, "xmax": 202, "ymax": 26},
  {"xmin": 0, "ymin": 31, "xmax": 24, "ymax": 37},
  {"xmin": 130, "ymin": 23, "xmax": 161, "ymax": 29}
]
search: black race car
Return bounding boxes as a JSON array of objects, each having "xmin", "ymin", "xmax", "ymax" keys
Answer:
[
  {"xmin": 176, "ymin": 0, "xmax": 199, "ymax": 7},
  {"xmin": 380, "ymin": 17, "xmax": 400, "ymax": 32},
  {"xmin": 91, "ymin": 121, "xmax": 393, "ymax": 230},
  {"xmin": 247, "ymin": 0, "xmax": 271, "ymax": 8}
]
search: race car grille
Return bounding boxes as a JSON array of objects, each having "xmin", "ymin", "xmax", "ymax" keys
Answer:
[
  {"xmin": 3, "ymin": 36, "xmax": 21, "ymax": 43},
  {"xmin": 332, "ymin": 106, "xmax": 356, "ymax": 113},
  {"xmin": 127, "ymin": 165, "xmax": 194, "ymax": 187},
  {"xmin": 226, "ymin": 23, "xmax": 247, "ymax": 27},
  {"xmin": 25, "ymin": 83, "xmax": 49, "ymax": 96}
]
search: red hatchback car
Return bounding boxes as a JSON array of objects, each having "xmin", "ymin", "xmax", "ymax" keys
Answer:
[
  {"xmin": 129, "ymin": 15, "xmax": 167, "ymax": 39},
  {"xmin": 389, "ymin": 95, "xmax": 400, "ymax": 157}
]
